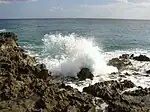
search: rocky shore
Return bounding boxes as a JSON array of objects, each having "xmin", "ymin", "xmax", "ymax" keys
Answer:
[{"xmin": 0, "ymin": 32, "xmax": 149, "ymax": 112}]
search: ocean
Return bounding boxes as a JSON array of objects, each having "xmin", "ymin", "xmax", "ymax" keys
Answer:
[{"xmin": 0, "ymin": 18, "xmax": 150, "ymax": 91}]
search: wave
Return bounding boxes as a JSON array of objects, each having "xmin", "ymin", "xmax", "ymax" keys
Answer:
[
  {"xmin": 0, "ymin": 29, "xmax": 6, "ymax": 32},
  {"xmin": 40, "ymin": 33, "xmax": 118, "ymax": 77},
  {"xmin": 23, "ymin": 33, "xmax": 150, "ymax": 91}
]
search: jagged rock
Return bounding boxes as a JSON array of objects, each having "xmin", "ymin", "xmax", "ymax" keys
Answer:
[
  {"xmin": 119, "ymin": 54, "xmax": 130, "ymax": 59},
  {"xmin": 133, "ymin": 55, "xmax": 150, "ymax": 61},
  {"xmin": 108, "ymin": 88, "xmax": 150, "ymax": 112},
  {"xmin": 83, "ymin": 80, "xmax": 135, "ymax": 100},
  {"xmin": 42, "ymin": 83, "xmax": 104, "ymax": 112},
  {"xmin": 0, "ymin": 32, "xmax": 103, "ymax": 112},
  {"xmin": 77, "ymin": 68, "xmax": 94, "ymax": 80},
  {"xmin": 34, "ymin": 64, "xmax": 49, "ymax": 79},
  {"xmin": 35, "ymin": 99, "xmax": 46, "ymax": 110},
  {"xmin": 83, "ymin": 80, "xmax": 150, "ymax": 112},
  {"xmin": 146, "ymin": 70, "xmax": 150, "ymax": 74},
  {"xmin": 130, "ymin": 54, "xmax": 134, "ymax": 59},
  {"xmin": 108, "ymin": 58, "xmax": 132, "ymax": 70},
  {"xmin": 0, "ymin": 32, "xmax": 17, "ymax": 42}
]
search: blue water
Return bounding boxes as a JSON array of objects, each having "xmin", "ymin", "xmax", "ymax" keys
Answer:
[
  {"xmin": 1, "ymin": 19, "xmax": 150, "ymax": 90},
  {"xmin": 1, "ymin": 19, "xmax": 150, "ymax": 52}
]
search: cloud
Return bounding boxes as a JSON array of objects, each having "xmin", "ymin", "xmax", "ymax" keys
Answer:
[
  {"xmin": 116, "ymin": 0, "xmax": 128, "ymax": 3},
  {"xmin": 48, "ymin": 2, "xmax": 150, "ymax": 19},
  {"xmin": 129, "ymin": 0, "xmax": 150, "ymax": 3},
  {"xmin": 116, "ymin": 0, "xmax": 150, "ymax": 7},
  {"xmin": 0, "ymin": 0, "xmax": 150, "ymax": 19},
  {"xmin": 49, "ymin": 6, "xmax": 64, "ymax": 12},
  {"xmin": 0, "ymin": 0, "xmax": 37, "ymax": 4}
]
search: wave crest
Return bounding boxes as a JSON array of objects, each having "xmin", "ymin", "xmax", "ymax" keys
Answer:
[
  {"xmin": 41, "ymin": 33, "xmax": 117, "ymax": 77},
  {"xmin": 0, "ymin": 29, "xmax": 6, "ymax": 32}
]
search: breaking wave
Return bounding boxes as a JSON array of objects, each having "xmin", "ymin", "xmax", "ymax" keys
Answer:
[
  {"xmin": 0, "ymin": 29, "xmax": 6, "ymax": 32},
  {"xmin": 40, "ymin": 33, "xmax": 117, "ymax": 77}
]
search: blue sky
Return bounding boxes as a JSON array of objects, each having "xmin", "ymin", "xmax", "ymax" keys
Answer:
[{"xmin": 0, "ymin": 0, "xmax": 150, "ymax": 19}]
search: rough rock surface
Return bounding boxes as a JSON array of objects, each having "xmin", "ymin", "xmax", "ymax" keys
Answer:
[
  {"xmin": 133, "ymin": 55, "xmax": 150, "ymax": 61},
  {"xmin": 83, "ymin": 80, "xmax": 135, "ymax": 100},
  {"xmin": 83, "ymin": 80, "xmax": 150, "ymax": 112},
  {"xmin": 1, "ymin": 32, "xmax": 150, "ymax": 112},
  {"xmin": 146, "ymin": 70, "xmax": 150, "ymax": 74},
  {"xmin": 108, "ymin": 55, "xmax": 132, "ymax": 70},
  {"xmin": 119, "ymin": 54, "xmax": 130, "ymax": 59},
  {"xmin": 0, "ymin": 32, "xmax": 103, "ymax": 112},
  {"xmin": 77, "ymin": 68, "xmax": 94, "ymax": 81}
]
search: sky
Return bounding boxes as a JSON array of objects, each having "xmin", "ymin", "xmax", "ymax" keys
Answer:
[{"xmin": 0, "ymin": 0, "xmax": 150, "ymax": 19}]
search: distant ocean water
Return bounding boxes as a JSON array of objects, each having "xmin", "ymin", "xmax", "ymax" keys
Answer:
[
  {"xmin": 1, "ymin": 19, "xmax": 150, "ymax": 51},
  {"xmin": 1, "ymin": 18, "xmax": 150, "ymax": 91}
]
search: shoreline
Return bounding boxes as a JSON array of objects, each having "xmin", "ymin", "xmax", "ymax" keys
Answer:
[{"xmin": 0, "ymin": 32, "xmax": 149, "ymax": 112}]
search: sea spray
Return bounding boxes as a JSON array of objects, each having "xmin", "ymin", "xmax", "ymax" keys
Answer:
[
  {"xmin": 0, "ymin": 29, "xmax": 6, "ymax": 32},
  {"xmin": 41, "ymin": 33, "xmax": 118, "ymax": 77}
]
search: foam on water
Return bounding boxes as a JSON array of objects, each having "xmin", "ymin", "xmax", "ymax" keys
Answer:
[
  {"xmin": 41, "ymin": 33, "xmax": 118, "ymax": 77},
  {"xmin": 104, "ymin": 49, "xmax": 150, "ymax": 88},
  {"xmin": 0, "ymin": 29, "xmax": 6, "ymax": 32},
  {"xmin": 104, "ymin": 49, "xmax": 150, "ymax": 61},
  {"xmin": 65, "ymin": 49, "xmax": 150, "ymax": 91},
  {"xmin": 24, "ymin": 33, "xmax": 150, "ymax": 92}
]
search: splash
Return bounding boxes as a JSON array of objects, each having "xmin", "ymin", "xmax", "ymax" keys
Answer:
[
  {"xmin": 41, "ymin": 33, "xmax": 117, "ymax": 77},
  {"xmin": 0, "ymin": 29, "xmax": 6, "ymax": 32}
]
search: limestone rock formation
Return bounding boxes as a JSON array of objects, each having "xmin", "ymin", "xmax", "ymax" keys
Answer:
[{"xmin": 0, "ymin": 32, "xmax": 103, "ymax": 112}]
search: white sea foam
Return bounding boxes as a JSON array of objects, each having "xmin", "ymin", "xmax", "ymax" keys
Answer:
[
  {"xmin": 23, "ymin": 33, "xmax": 150, "ymax": 92},
  {"xmin": 0, "ymin": 29, "xmax": 6, "ymax": 32},
  {"xmin": 104, "ymin": 49, "xmax": 150, "ymax": 62},
  {"xmin": 65, "ymin": 49, "xmax": 150, "ymax": 91},
  {"xmin": 104, "ymin": 49, "xmax": 150, "ymax": 88},
  {"xmin": 41, "ymin": 33, "xmax": 118, "ymax": 77}
]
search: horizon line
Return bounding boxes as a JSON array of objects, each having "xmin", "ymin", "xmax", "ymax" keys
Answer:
[{"xmin": 0, "ymin": 17, "xmax": 150, "ymax": 21}]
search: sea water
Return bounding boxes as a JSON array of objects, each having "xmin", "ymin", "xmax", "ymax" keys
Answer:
[{"xmin": 1, "ymin": 19, "xmax": 150, "ymax": 91}]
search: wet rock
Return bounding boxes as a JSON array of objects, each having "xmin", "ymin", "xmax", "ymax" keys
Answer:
[
  {"xmin": 124, "ymin": 72, "xmax": 131, "ymax": 76},
  {"xmin": 0, "ymin": 32, "xmax": 17, "ymax": 42},
  {"xmin": 133, "ymin": 55, "xmax": 150, "ymax": 61},
  {"xmin": 34, "ymin": 64, "xmax": 49, "ymax": 80},
  {"xmin": 130, "ymin": 54, "xmax": 134, "ymax": 59},
  {"xmin": 0, "ymin": 32, "xmax": 103, "ymax": 112},
  {"xmin": 83, "ymin": 80, "xmax": 135, "ymax": 100},
  {"xmin": 35, "ymin": 99, "xmax": 46, "ymax": 109},
  {"xmin": 146, "ymin": 70, "xmax": 150, "ymax": 74},
  {"xmin": 83, "ymin": 80, "xmax": 150, "ymax": 112},
  {"xmin": 42, "ymin": 83, "xmax": 103, "ymax": 112},
  {"xmin": 108, "ymin": 88, "xmax": 150, "ymax": 112},
  {"xmin": 108, "ymin": 58, "xmax": 132, "ymax": 70},
  {"xmin": 119, "ymin": 54, "xmax": 130, "ymax": 59},
  {"xmin": 77, "ymin": 68, "xmax": 94, "ymax": 80},
  {"xmin": 0, "ymin": 32, "xmax": 18, "ymax": 49},
  {"xmin": 66, "ymin": 105, "xmax": 78, "ymax": 112}
]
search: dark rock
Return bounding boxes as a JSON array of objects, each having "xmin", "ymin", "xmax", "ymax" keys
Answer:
[
  {"xmin": 36, "ymin": 64, "xmax": 47, "ymax": 70},
  {"xmin": 108, "ymin": 88, "xmax": 150, "ymax": 112},
  {"xmin": 124, "ymin": 72, "xmax": 131, "ymax": 76},
  {"xmin": 83, "ymin": 80, "xmax": 135, "ymax": 100},
  {"xmin": 0, "ymin": 32, "xmax": 17, "ymax": 41},
  {"xmin": 146, "ymin": 70, "xmax": 150, "ymax": 74},
  {"xmin": 122, "ymin": 80, "xmax": 135, "ymax": 88},
  {"xmin": 77, "ymin": 68, "xmax": 94, "ymax": 80},
  {"xmin": 133, "ymin": 55, "xmax": 150, "ymax": 61},
  {"xmin": 65, "ymin": 105, "xmax": 78, "ymax": 112},
  {"xmin": 83, "ymin": 80, "xmax": 150, "ymax": 112},
  {"xmin": 108, "ymin": 58, "xmax": 132, "ymax": 70},
  {"xmin": 130, "ymin": 54, "xmax": 134, "ymax": 59},
  {"xmin": 119, "ymin": 54, "xmax": 130, "ymax": 59},
  {"xmin": 34, "ymin": 64, "xmax": 49, "ymax": 79},
  {"xmin": 0, "ymin": 32, "xmax": 103, "ymax": 112},
  {"xmin": 124, "ymin": 87, "xmax": 150, "ymax": 96},
  {"xmin": 35, "ymin": 99, "xmax": 46, "ymax": 109}
]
